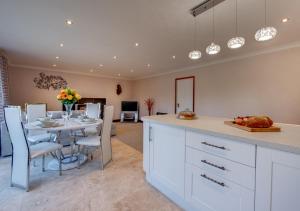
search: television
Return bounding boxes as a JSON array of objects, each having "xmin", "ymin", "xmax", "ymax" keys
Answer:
[{"xmin": 122, "ymin": 101, "xmax": 138, "ymax": 111}]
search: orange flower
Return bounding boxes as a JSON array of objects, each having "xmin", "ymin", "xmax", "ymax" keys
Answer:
[{"xmin": 62, "ymin": 94, "xmax": 67, "ymax": 99}]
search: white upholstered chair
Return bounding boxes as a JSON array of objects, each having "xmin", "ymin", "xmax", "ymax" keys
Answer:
[
  {"xmin": 25, "ymin": 104, "xmax": 53, "ymax": 143},
  {"xmin": 76, "ymin": 105, "xmax": 114, "ymax": 169},
  {"xmin": 86, "ymin": 103, "xmax": 101, "ymax": 119},
  {"xmin": 81, "ymin": 103, "xmax": 101, "ymax": 135},
  {"xmin": 4, "ymin": 106, "xmax": 63, "ymax": 191}
]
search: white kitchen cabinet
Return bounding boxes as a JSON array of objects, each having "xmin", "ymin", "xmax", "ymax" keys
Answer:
[
  {"xmin": 148, "ymin": 123, "xmax": 186, "ymax": 198},
  {"xmin": 185, "ymin": 163, "xmax": 254, "ymax": 211},
  {"xmin": 256, "ymin": 147, "xmax": 300, "ymax": 211},
  {"xmin": 142, "ymin": 115, "xmax": 300, "ymax": 211}
]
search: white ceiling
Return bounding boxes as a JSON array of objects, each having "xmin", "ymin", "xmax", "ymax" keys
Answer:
[{"xmin": 0, "ymin": 0, "xmax": 300, "ymax": 79}]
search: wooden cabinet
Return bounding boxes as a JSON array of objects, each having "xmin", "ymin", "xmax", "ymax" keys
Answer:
[
  {"xmin": 148, "ymin": 123, "xmax": 185, "ymax": 198},
  {"xmin": 256, "ymin": 147, "xmax": 300, "ymax": 211}
]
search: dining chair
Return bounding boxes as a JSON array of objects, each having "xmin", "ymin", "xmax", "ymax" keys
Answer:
[
  {"xmin": 81, "ymin": 103, "xmax": 101, "ymax": 135},
  {"xmin": 76, "ymin": 105, "xmax": 114, "ymax": 169},
  {"xmin": 4, "ymin": 106, "xmax": 63, "ymax": 191},
  {"xmin": 86, "ymin": 103, "xmax": 101, "ymax": 119},
  {"xmin": 25, "ymin": 103, "xmax": 53, "ymax": 143}
]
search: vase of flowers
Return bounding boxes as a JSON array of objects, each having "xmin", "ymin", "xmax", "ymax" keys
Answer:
[
  {"xmin": 144, "ymin": 97, "xmax": 154, "ymax": 116},
  {"xmin": 57, "ymin": 88, "xmax": 81, "ymax": 119}
]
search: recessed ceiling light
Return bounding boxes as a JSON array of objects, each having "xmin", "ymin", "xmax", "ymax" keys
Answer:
[
  {"xmin": 55, "ymin": 56, "xmax": 59, "ymax": 59},
  {"xmin": 99, "ymin": 64, "xmax": 103, "ymax": 67},
  {"xmin": 52, "ymin": 64, "xmax": 57, "ymax": 67},
  {"xmin": 60, "ymin": 43, "xmax": 64, "ymax": 47},
  {"xmin": 65, "ymin": 19, "xmax": 73, "ymax": 25},
  {"xmin": 89, "ymin": 69, "xmax": 94, "ymax": 72},
  {"xmin": 113, "ymin": 56, "xmax": 117, "ymax": 60},
  {"xmin": 135, "ymin": 43, "xmax": 139, "ymax": 47},
  {"xmin": 130, "ymin": 69, "xmax": 134, "ymax": 73},
  {"xmin": 282, "ymin": 18, "xmax": 289, "ymax": 23},
  {"xmin": 118, "ymin": 73, "xmax": 121, "ymax": 76},
  {"xmin": 172, "ymin": 55, "xmax": 176, "ymax": 59}
]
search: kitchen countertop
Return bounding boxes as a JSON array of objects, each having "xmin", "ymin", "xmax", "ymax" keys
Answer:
[{"xmin": 142, "ymin": 115, "xmax": 300, "ymax": 154}]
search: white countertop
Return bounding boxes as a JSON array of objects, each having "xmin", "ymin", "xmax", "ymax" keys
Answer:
[{"xmin": 142, "ymin": 115, "xmax": 300, "ymax": 154}]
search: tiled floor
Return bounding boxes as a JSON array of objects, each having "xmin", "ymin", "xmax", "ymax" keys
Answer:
[{"xmin": 0, "ymin": 138, "xmax": 181, "ymax": 211}]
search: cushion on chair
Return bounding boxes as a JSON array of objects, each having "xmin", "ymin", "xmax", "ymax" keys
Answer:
[
  {"xmin": 27, "ymin": 133, "xmax": 52, "ymax": 143},
  {"xmin": 30, "ymin": 142, "xmax": 62, "ymax": 159},
  {"xmin": 76, "ymin": 135, "xmax": 101, "ymax": 147}
]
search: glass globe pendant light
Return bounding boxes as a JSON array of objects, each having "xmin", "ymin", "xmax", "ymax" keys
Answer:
[
  {"xmin": 255, "ymin": 0, "xmax": 277, "ymax": 41},
  {"xmin": 189, "ymin": 50, "xmax": 201, "ymax": 60},
  {"xmin": 189, "ymin": 17, "xmax": 201, "ymax": 60},
  {"xmin": 227, "ymin": 0, "xmax": 245, "ymax": 49},
  {"xmin": 206, "ymin": 42, "xmax": 221, "ymax": 55},
  {"xmin": 206, "ymin": 0, "xmax": 220, "ymax": 55}
]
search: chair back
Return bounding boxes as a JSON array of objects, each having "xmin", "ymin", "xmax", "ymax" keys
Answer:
[
  {"xmin": 26, "ymin": 103, "xmax": 46, "ymax": 123},
  {"xmin": 4, "ymin": 106, "xmax": 30, "ymax": 189},
  {"xmin": 101, "ymin": 105, "xmax": 114, "ymax": 166},
  {"xmin": 86, "ymin": 103, "xmax": 101, "ymax": 119}
]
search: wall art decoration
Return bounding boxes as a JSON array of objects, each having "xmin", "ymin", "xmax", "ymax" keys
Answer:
[
  {"xmin": 33, "ymin": 72, "xmax": 68, "ymax": 90},
  {"xmin": 116, "ymin": 84, "xmax": 122, "ymax": 95}
]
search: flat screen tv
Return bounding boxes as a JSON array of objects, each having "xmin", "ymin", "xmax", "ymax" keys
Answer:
[{"xmin": 122, "ymin": 101, "xmax": 138, "ymax": 111}]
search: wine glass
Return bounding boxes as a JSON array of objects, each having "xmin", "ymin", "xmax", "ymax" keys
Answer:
[
  {"xmin": 47, "ymin": 111, "xmax": 53, "ymax": 119},
  {"xmin": 62, "ymin": 111, "xmax": 68, "ymax": 123}
]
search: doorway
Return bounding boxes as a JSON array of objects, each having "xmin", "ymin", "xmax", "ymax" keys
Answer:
[{"xmin": 175, "ymin": 76, "xmax": 195, "ymax": 114}]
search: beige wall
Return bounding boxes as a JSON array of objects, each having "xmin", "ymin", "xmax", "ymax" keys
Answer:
[
  {"xmin": 8, "ymin": 47, "xmax": 300, "ymax": 124},
  {"xmin": 8, "ymin": 67, "xmax": 133, "ymax": 119},
  {"xmin": 133, "ymin": 47, "xmax": 300, "ymax": 124}
]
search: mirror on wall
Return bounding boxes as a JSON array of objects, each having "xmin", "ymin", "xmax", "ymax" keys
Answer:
[{"xmin": 175, "ymin": 76, "xmax": 195, "ymax": 114}]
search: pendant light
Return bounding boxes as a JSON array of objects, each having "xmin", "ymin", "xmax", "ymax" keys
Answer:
[
  {"xmin": 189, "ymin": 17, "xmax": 201, "ymax": 60},
  {"xmin": 206, "ymin": 0, "xmax": 221, "ymax": 55},
  {"xmin": 255, "ymin": 0, "xmax": 277, "ymax": 41},
  {"xmin": 227, "ymin": 0, "xmax": 245, "ymax": 49}
]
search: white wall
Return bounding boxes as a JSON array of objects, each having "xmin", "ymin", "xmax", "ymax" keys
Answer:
[
  {"xmin": 133, "ymin": 47, "xmax": 300, "ymax": 124},
  {"xmin": 8, "ymin": 67, "xmax": 133, "ymax": 120}
]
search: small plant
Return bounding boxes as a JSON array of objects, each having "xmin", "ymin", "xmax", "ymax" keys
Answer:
[{"xmin": 144, "ymin": 97, "xmax": 154, "ymax": 116}]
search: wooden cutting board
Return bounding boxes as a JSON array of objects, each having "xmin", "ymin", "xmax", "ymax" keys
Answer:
[{"xmin": 224, "ymin": 121, "xmax": 281, "ymax": 132}]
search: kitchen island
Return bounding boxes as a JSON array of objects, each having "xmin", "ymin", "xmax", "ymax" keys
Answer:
[{"xmin": 142, "ymin": 115, "xmax": 300, "ymax": 211}]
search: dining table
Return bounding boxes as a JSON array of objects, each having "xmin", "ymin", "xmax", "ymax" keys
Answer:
[{"xmin": 24, "ymin": 117, "xmax": 103, "ymax": 170}]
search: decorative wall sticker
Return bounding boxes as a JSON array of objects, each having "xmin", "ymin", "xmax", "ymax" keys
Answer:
[{"xmin": 33, "ymin": 72, "xmax": 68, "ymax": 90}]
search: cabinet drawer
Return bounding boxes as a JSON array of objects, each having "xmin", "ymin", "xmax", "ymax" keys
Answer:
[
  {"xmin": 185, "ymin": 163, "xmax": 254, "ymax": 211},
  {"xmin": 186, "ymin": 147, "xmax": 255, "ymax": 190},
  {"xmin": 186, "ymin": 131, "xmax": 256, "ymax": 167}
]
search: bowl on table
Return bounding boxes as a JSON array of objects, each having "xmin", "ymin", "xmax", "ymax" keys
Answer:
[{"xmin": 78, "ymin": 116, "xmax": 97, "ymax": 123}]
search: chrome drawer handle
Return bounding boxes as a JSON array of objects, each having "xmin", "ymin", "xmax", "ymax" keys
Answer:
[
  {"xmin": 201, "ymin": 159, "xmax": 226, "ymax": 171},
  {"xmin": 201, "ymin": 141, "xmax": 226, "ymax": 150},
  {"xmin": 201, "ymin": 174, "xmax": 225, "ymax": 187}
]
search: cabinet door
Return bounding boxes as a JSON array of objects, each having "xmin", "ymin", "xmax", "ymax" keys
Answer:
[
  {"xmin": 256, "ymin": 147, "xmax": 300, "ymax": 211},
  {"xmin": 149, "ymin": 123, "xmax": 185, "ymax": 197},
  {"xmin": 143, "ymin": 121, "xmax": 150, "ymax": 173},
  {"xmin": 185, "ymin": 163, "xmax": 254, "ymax": 211}
]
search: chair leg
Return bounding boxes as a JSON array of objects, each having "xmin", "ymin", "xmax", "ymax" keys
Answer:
[
  {"xmin": 58, "ymin": 149, "xmax": 62, "ymax": 176},
  {"xmin": 100, "ymin": 144, "xmax": 104, "ymax": 170},
  {"xmin": 77, "ymin": 145, "xmax": 81, "ymax": 169},
  {"xmin": 42, "ymin": 155, "xmax": 45, "ymax": 172},
  {"xmin": 26, "ymin": 160, "xmax": 30, "ymax": 192}
]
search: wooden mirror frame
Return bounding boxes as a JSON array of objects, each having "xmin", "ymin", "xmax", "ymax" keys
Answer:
[{"xmin": 175, "ymin": 76, "xmax": 195, "ymax": 113}]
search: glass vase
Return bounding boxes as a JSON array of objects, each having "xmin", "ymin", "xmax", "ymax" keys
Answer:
[{"xmin": 64, "ymin": 103, "xmax": 74, "ymax": 120}]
